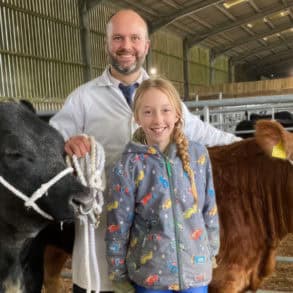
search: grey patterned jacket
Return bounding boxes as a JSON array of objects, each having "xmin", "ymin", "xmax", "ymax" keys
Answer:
[{"xmin": 106, "ymin": 140, "xmax": 219, "ymax": 290}]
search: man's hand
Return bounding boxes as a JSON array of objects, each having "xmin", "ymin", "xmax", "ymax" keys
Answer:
[{"xmin": 64, "ymin": 135, "xmax": 91, "ymax": 157}]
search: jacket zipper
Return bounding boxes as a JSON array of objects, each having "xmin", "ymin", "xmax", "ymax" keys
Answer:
[{"xmin": 165, "ymin": 158, "xmax": 184, "ymax": 289}]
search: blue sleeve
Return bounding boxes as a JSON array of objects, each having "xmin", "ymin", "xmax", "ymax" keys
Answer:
[
  {"xmin": 105, "ymin": 159, "xmax": 135, "ymax": 281},
  {"xmin": 202, "ymin": 148, "xmax": 220, "ymax": 258}
]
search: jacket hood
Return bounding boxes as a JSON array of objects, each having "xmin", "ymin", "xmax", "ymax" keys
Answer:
[{"xmin": 123, "ymin": 140, "xmax": 178, "ymax": 160}]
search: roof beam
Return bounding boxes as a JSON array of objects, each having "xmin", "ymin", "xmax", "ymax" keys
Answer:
[
  {"xmin": 262, "ymin": 58, "xmax": 293, "ymax": 70},
  {"xmin": 150, "ymin": 0, "xmax": 225, "ymax": 33},
  {"xmin": 215, "ymin": 3, "xmax": 236, "ymax": 21},
  {"xmin": 287, "ymin": 7, "xmax": 293, "ymax": 21},
  {"xmin": 247, "ymin": 0, "xmax": 260, "ymax": 12},
  {"xmin": 212, "ymin": 22, "xmax": 293, "ymax": 56},
  {"xmin": 189, "ymin": 15, "xmax": 212, "ymax": 29},
  {"xmin": 185, "ymin": 1, "xmax": 293, "ymax": 48},
  {"xmin": 256, "ymin": 58, "xmax": 293, "ymax": 75},
  {"xmin": 249, "ymin": 49, "xmax": 293, "ymax": 67},
  {"xmin": 262, "ymin": 54, "xmax": 293, "ymax": 67},
  {"xmin": 231, "ymin": 37, "xmax": 293, "ymax": 63}
]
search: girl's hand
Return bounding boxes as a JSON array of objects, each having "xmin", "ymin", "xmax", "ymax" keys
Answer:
[{"xmin": 112, "ymin": 280, "xmax": 135, "ymax": 293}]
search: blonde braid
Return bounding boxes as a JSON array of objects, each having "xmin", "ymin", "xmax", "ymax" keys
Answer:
[
  {"xmin": 132, "ymin": 127, "xmax": 147, "ymax": 144},
  {"xmin": 173, "ymin": 123, "xmax": 198, "ymax": 208}
]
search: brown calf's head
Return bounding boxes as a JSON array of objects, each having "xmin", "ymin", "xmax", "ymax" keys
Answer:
[{"xmin": 255, "ymin": 120, "xmax": 293, "ymax": 163}]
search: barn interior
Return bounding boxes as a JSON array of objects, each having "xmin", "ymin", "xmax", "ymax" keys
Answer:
[{"xmin": 0, "ymin": 0, "xmax": 292, "ymax": 291}]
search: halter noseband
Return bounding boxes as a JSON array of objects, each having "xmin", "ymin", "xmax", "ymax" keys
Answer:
[{"xmin": 0, "ymin": 167, "xmax": 74, "ymax": 220}]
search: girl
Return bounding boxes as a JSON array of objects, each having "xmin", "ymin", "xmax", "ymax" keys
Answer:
[{"xmin": 106, "ymin": 78, "xmax": 219, "ymax": 293}]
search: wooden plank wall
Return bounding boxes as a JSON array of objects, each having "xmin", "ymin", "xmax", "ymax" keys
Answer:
[{"xmin": 190, "ymin": 77, "xmax": 293, "ymax": 100}]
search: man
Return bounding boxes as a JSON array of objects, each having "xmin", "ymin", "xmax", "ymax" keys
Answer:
[{"xmin": 50, "ymin": 9, "xmax": 240, "ymax": 293}]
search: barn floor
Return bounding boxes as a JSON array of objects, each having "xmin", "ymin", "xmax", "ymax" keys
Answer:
[{"xmin": 57, "ymin": 234, "xmax": 293, "ymax": 292}]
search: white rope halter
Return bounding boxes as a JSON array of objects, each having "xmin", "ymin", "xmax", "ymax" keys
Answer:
[
  {"xmin": 66, "ymin": 136, "xmax": 105, "ymax": 227},
  {"xmin": 66, "ymin": 136, "xmax": 105, "ymax": 293},
  {"xmin": 0, "ymin": 167, "xmax": 74, "ymax": 220}
]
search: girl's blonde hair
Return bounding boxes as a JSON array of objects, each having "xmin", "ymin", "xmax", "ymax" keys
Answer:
[{"xmin": 133, "ymin": 78, "xmax": 198, "ymax": 207}]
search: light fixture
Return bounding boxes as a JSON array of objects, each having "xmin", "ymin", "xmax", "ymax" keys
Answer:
[
  {"xmin": 263, "ymin": 17, "xmax": 268, "ymax": 23},
  {"xmin": 263, "ymin": 37, "xmax": 268, "ymax": 41},
  {"xmin": 247, "ymin": 23, "xmax": 253, "ymax": 28},
  {"xmin": 149, "ymin": 67, "xmax": 157, "ymax": 75},
  {"xmin": 280, "ymin": 10, "xmax": 289, "ymax": 17},
  {"xmin": 223, "ymin": 0, "xmax": 247, "ymax": 9}
]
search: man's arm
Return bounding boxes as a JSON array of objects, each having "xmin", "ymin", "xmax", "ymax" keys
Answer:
[
  {"xmin": 49, "ymin": 92, "xmax": 84, "ymax": 140},
  {"xmin": 182, "ymin": 103, "xmax": 241, "ymax": 147},
  {"xmin": 50, "ymin": 90, "xmax": 91, "ymax": 157}
]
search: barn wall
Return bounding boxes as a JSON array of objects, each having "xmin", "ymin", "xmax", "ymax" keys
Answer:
[
  {"xmin": 234, "ymin": 63, "xmax": 258, "ymax": 82},
  {"xmin": 188, "ymin": 46, "xmax": 210, "ymax": 89},
  {"xmin": 0, "ymin": 1, "xmax": 231, "ymax": 110},
  {"xmin": 213, "ymin": 55, "xmax": 230, "ymax": 85},
  {"xmin": 0, "ymin": 0, "xmax": 83, "ymax": 111},
  {"xmin": 88, "ymin": 4, "xmax": 116, "ymax": 77},
  {"xmin": 150, "ymin": 30, "xmax": 184, "ymax": 96}
]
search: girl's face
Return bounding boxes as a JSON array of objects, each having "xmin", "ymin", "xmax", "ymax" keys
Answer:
[{"xmin": 135, "ymin": 87, "xmax": 179, "ymax": 152}]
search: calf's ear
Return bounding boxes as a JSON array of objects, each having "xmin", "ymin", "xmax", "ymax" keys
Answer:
[{"xmin": 255, "ymin": 120, "xmax": 288, "ymax": 159}]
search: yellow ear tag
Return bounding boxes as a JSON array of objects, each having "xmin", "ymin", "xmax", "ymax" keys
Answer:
[{"xmin": 271, "ymin": 141, "xmax": 286, "ymax": 159}]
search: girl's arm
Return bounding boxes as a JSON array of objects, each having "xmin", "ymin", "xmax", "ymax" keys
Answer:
[{"xmin": 202, "ymin": 149, "xmax": 220, "ymax": 259}]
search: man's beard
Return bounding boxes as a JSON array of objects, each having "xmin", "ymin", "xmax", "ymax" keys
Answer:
[{"xmin": 108, "ymin": 49, "xmax": 146, "ymax": 75}]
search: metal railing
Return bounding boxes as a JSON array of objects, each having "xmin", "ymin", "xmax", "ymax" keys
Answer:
[{"xmin": 184, "ymin": 94, "xmax": 293, "ymax": 134}]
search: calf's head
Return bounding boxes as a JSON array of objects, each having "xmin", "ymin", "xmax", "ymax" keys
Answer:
[{"xmin": 0, "ymin": 103, "xmax": 93, "ymax": 232}]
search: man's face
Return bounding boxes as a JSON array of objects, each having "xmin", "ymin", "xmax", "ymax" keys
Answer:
[{"xmin": 106, "ymin": 12, "xmax": 150, "ymax": 75}]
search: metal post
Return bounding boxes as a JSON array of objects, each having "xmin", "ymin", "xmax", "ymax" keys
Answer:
[
  {"xmin": 78, "ymin": 0, "xmax": 92, "ymax": 82},
  {"xmin": 203, "ymin": 106, "xmax": 210, "ymax": 123},
  {"xmin": 219, "ymin": 92, "xmax": 223, "ymax": 129},
  {"xmin": 183, "ymin": 39, "xmax": 190, "ymax": 101},
  {"xmin": 210, "ymin": 52, "xmax": 215, "ymax": 86}
]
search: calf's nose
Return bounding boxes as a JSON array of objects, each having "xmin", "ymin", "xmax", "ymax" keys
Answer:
[{"xmin": 71, "ymin": 190, "xmax": 95, "ymax": 214}]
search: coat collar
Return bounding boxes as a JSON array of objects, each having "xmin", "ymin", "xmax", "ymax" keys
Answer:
[{"xmin": 96, "ymin": 66, "xmax": 149, "ymax": 87}]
